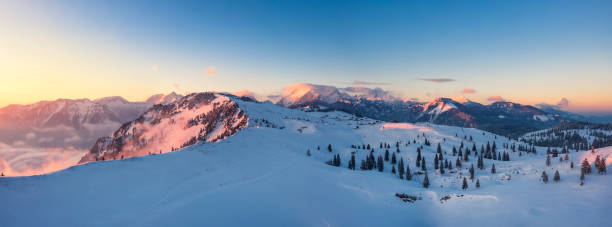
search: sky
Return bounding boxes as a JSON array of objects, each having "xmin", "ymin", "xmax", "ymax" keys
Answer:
[{"xmin": 1, "ymin": 0, "xmax": 611, "ymax": 114}]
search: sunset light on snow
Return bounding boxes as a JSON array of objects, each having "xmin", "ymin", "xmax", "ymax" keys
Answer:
[{"xmin": 0, "ymin": 1, "xmax": 611, "ymax": 227}]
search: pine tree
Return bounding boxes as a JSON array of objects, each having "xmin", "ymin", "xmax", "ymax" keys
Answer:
[
  {"xmin": 570, "ymin": 161, "xmax": 574, "ymax": 169},
  {"xmin": 469, "ymin": 164, "xmax": 475, "ymax": 180},
  {"xmin": 423, "ymin": 173, "xmax": 430, "ymax": 188},
  {"xmin": 434, "ymin": 154, "xmax": 439, "ymax": 169},
  {"xmin": 385, "ymin": 150, "xmax": 390, "ymax": 161},
  {"xmin": 491, "ymin": 164, "xmax": 496, "ymax": 174},
  {"xmin": 462, "ymin": 177, "xmax": 468, "ymax": 190},
  {"xmin": 306, "ymin": 149, "xmax": 311, "ymax": 156},
  {"xmin": 456, "ymin": 158, "xmax": 462, "ymax": 168},
  {"xmin": 581, "ymin": 159, "xmax": 591, "ymax": 174},
  {"xmin": 440, "ymin": 161, "xmax": 445, "ymax": 174},
  {"xmin": 553, "ymin": 170, "xmax": 560, "ymax": 182},
  {"xmin": 546, "ymin": 154, "xmax": 551, "ymax": 166},
  {"xmin": 541, "ymin": 171, "xmax": 549, "ymax": 183},
  {"xmin": 398, "ymin": 158, "xmax": 405, "ymax": 179},
  {"xmin": 406, "ymin": 164, "xmax": 412, "ymax": 180},
  {"xmin": 421, "ymin": 158, "xmax": 426, "ymax": 171},
  {"xmin": 377, "ymin": 156, "xmax": 384, "ymax": 172},
  {"xmin": 437, "ymin": 143, "xmax": 442, "ymax": 153},
  {"xmin": 351, "ymin": 154, "xmax": 356, "ymax": 170},
  {"xmin": 391, "ymin": 153, "xmax": 397, "ymax": 164},
  {"xmin": 476, "ymin": 178, "xmax": 480, "ymax": 188},
  {"xmin": 328, "ymin": 144, "xmax": 332, "ymax": 152},
  {"xmin": 392, "ymin": 165, "xmax": 396, "ymax": 174},
  {"xmin": 360, "ymin": 160, "xmax": 366, "ymax": 170},
  {"xmin": 580, "ymin": 170, "xmax": 585, "ymax": 185}
]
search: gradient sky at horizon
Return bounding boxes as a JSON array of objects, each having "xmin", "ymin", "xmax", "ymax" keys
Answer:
[{"xmin": 1, "ymin": 0, "xmax": 611, "ymax": 113}]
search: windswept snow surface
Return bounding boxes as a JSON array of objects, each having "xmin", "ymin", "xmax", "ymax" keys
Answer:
[{"xmin": 0, "ymin": 99, "xmax": 610, "ymax": 227}]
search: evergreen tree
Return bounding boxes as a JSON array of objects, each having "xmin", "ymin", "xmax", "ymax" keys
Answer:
[
  {"xmin": 406, "ymin": 164, "xmax": 412, "ymax": 180},
  {"xmin": 328, "ymin": 144, "xmax": 332, "ymax": 152},
  {"xmin": 384, "ymin": 150, "xmax": 390, "ymax": 161},
  {"xmin": 476, "ymin": 178, "xmax": 480, "ymax": 188},
  {"xmin": 360, "ymin": 160, "xmax": 367, "ymax": 170},
  {"xmin": 553, "ymin": 170, "xmax": 560, "ymax": 182},
  {"xmin": 440, "ymin": 161, "xmax": 445, "ymax": 174},
  {"xmin": 541, "ymin": 171, "xmax": 549, "ymax": 183},
  {"xmin": 377, "ymin": 156, "xmax": 384, "ymax": 172},
  {"xmin": 434, "ymin": 154, "xmax": 439, "ymax": 169},
  {"xmin": 423, "ymin": 173, "xmax": 430, "ymax": 188},
  {"xmin": 398, "ymin": 158, "xmax": 405, "ymax": 179},
  {"xmin": 421, "ymin": 158, "xmax": 426, "ymax": 171},
  {"xmin": 570, "ymin": 161, "xmax": 574, "ymax": 169},
  {"xmin": 391, "ymin": 152, "xmax": 397, "ymax": 164},
  {"xmin": 469, "ymin": 164, "xmax": 475, "ymax": 180},
  {"xmin": 581, "ymin": 159, "xmax": 592, "ymax": 174},
  {"xmin": 456, "ymin": 158, "xmax": 462, "ymax": 168},
  {"xmin": 392, "ymin": 165, "xmax": 396, "ymax": 174},
  {"xmin": 437, "ymin": 143, "xmax": 442, "ymax": 153},
  {"xmin": 306, "ymin": 150, "xmax": 311, "ymax": 156},
  {"xmin": 580, "ymin": 171, "xmax": 585, "ymax": 185},
  {"xmin": 491, "ymin": 164, "xmax": 496, "ymax": 174},
  {"xmin": 462, "ymin": 177, "xmax": 468, "ymax": 190},
  {"xmin": 546, "ymin": 154, "xmax": 551, "ymax": 166}
]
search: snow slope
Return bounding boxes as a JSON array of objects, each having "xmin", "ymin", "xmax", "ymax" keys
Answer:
[{"xmin": 0, "ymin": 97, "xmax": 610, "ymax": 227}]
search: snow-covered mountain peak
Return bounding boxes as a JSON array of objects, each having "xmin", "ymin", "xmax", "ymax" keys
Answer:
[
  {"xmin": 78, "ymin": 92, "xmax": 248, "ymax": 164},
  {"xmin": 279, "ymin": 83, "xmax": 347, "ymax": 107},
  {"xmin": 422, "ymin": 97, "xmax": 459, "ymax": 115},
  {"xmin": 146, "ymin": 92, "xmax": 184, "ymax": 105}
]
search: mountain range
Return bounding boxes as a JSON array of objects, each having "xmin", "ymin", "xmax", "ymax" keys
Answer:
[{"xmin": 277, "ymin": 83, "xmax": 568, "ymax": 138}]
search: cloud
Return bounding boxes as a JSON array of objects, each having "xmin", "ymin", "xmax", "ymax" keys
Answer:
[
  {"xmin": 418, "ymin": 78, "xmax": 455, "ymax": 83},
  {"xmin": 152, "ymin": 64, "xmax": 159, "ymax": 72},
  {"xmin": 487, "ymin": 96, "xmax": 505, "ymax": 102},
  {"xmin": 232, "ymin": 89, "xmax": 256, "ymax": 99},
  {"xmin": 172, "ymin": 83, "xmax": 180, "ymax": 90},
  {"xmin": 340, "ymin": 87, "xmax": 399, "ymax": 102},
  {"xmin": 0, "ymin": 142, "xmax": 86, "ymax": 176},
  {"xmin": 462, "ymin": 88, "xmax": 476, "ymax": 94},
  {"xmin": 25, "ymin": 132, "xmax": 37, "ymax": 140},
  {"xmin": 205, "ymin": 66, "xmax": 216, "ymax": 75},
  {"xmin": 536, "ymin": 97, "xmax": 571, "ymax": 110},
  {"xmin": 557, "ymin": 97, "xmax": 570, "ymax": 107},
  {"xmin": 351, "ymin": 81, "xmax": 390, "ymax": 86}
]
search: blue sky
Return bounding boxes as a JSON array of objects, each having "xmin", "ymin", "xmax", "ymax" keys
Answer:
[{"xmin": 1, "ymin": 0, "xmax": 611, "ymax": 113}]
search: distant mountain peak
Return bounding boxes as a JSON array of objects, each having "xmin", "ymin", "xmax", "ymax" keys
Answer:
[{"xmin": 146, "ymin": 92, "xmax": 184, "ymax": 105}]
